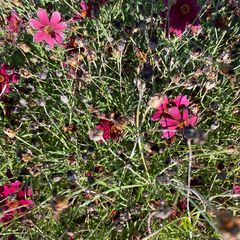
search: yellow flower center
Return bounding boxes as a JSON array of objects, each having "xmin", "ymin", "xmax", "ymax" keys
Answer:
[
  {"xmin": 44, "ymin": 25, "xmax": 54, "ymax": 35},
  {"xmin": 7, "ymin": 200, "xmax": 19, "ymax": 209},
  {"xmin": 13, "ymin": 19, "xmax": 20, "ymax": 29},
  {"xmin": 180, "ymin": 4, "xmax": 190, "ymax": 15},
  {"xmin": 0, "ymin": 75, "xmax": 5, "ymax": 83},
  {"xmin": 178, "ymin": 120, "xmax": 187, "ymax": 128}
]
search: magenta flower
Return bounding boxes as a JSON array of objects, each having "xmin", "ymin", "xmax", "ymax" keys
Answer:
[
  {"xmin": 95, "ymin": 119, "xmax": 118, "ymax": 142},
  {"xmin": 72, "ymin": 1, "xmax": 93, "ymax": 21},
  {"xmin": 160, "ymin": 107, "xmax": 198, "ymax": 139},
  {"xmin": 0, "ymin": 64, "xmax": 19, "ymax": 96},
  {"xmin": 151, "ymin": 95, "xmax": 190, "ymax": 121},
  {"xmin": 151, "ymin": 95, "xmax": 169, "ymax": 121},
  {"xmin": 164, "ymin": 0, "xmax": 201, "ymax": 37},
  {"xmin": 0, "ymin": 180, "xmax": 33, "ymax": 224},
  {"xmin": 72, "ymin": 0, "xmax": 108, "ymax": 21},
  {"xmin": 233, "ymin": 186, "xmax": 240, "ymax": 194},
  {"xmin": 6, "ymin": 11, "xmax": 21, "ymax": 33},
  {"xmin": 29, "ymin": 9, "xmax": 67, "ymax": 48}
]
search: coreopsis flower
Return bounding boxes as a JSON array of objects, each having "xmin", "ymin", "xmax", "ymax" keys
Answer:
[
  {"xmin": 160, "ymin": 106, "xmax": 198, "ymax": 139},
  {"xmin": 0, "ymin": 180, "xmax": 33, "ymax": 224},
  {"xmin": 29, "ymin": 9, "xmax": 67, "ymax": 48},
  {"xmin": 6, "ymin": 10, "xmax": 21, "ymax": 33},
  {"xmin": 163, "ymin": 0, "xmax": 201, "ymax": 37},
  {"xmin": 72, "ymin": 0, "xmax": 108, "ymax": 21},
  {"xmin": 150, "ymin": 95, "xmax": 169, "ymax": 121},
  {"xmin": 0, "ymin": 64, "xmax": 19, "ymax": 96},
  {"xmin": 72, "ymin": 0, "xmax": 93, "ymax": 21},
  {"xmin": 151, "ymin": 95, "xmax": 190, "ymax": 121},
  {"xmin": 95, "ymin": 119, "xmax": 117, "ymax": 141}
]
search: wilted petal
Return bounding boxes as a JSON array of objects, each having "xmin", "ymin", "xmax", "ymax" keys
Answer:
[{"xmin": 37, "ymin": 8, "xmax": 49, "ymax": 25}]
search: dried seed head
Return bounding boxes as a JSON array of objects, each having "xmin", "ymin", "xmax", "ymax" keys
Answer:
[
  {"xmin": 155, "ymin": 207, "xmax": 173, "ymax": 220},
  {"xmin": 205, "ymin": 81, "xmax": 216, "ymax": 90},
  {"xmin": 88, "ymin": 128, "xmax": 104, "ymax": 141},
  {"xmin": 19, "ymin": 150, "xmax": 33, "ymax": 162},
  {"xmin": 117, "ymin": 40, "xmax": 126, "ymax": 52},
  {"xmin": 3, "ymin": 128, "xmax": 16, "ymax": 139},
  {"xmin": 19, "ymin": 43, "xmax": 31, "ymax": 53},
  {"xmin": 60, "ymin": 95, "xmax": 69, "ymax": 104},
  {"xmin": 211, "ymin": 120, "xmax": 220, "ymax": 130},
  {"xmin": 50, "ymin": 195, "xmax": 69, "ymax": 212},
  {"xmin": 144, "ymin": 141, "xmax": 163, "ymax": 154}
]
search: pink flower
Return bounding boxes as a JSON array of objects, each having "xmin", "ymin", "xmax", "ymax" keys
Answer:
[
  {"xmin": 151, "ymin": 95, "xmax": 190, "ymax": 121},
  {"xmin": 72, "ymin": 1, "xmax": 93, "ymax": 21},
  {"xmin": 0, "ymin": 180, "xmax": 34, "ymax": 225},
  {"xmin": 0, "ymin": 64, "xmax": 19, "ymax": 96},
  {"xmin": 29, "ymin": 9, "xmax": 67, "ymax": 48},
  {"xmin": 72, "ymin": 0, "xmax": 108, "ymax": 21},
  {"xmin": 163, "ymin": 0, "xmax": 201, "ymax": 37},
  {"xmin": 233, "ymin": 186, "xmax": 240, "ymax": 194},
  {"xmin": 160, "ymin": 106, "xmax": 198, "ymax": 139},
  {"xmin": 151, "ymin": 95, "xmax": 169, "ymax": 121},
  {"xmin": 6, "ymin": 11, "xmax": 21, "ymax": 33}
]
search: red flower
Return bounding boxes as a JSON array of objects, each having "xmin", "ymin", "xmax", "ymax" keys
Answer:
[
  {"xmin": 95, "ymin": 119, "xmax": 115, "ymax": 141},
  {"xmin": 0, "ymin": 64, "xmax": 19, "ymax": 96},
  {"xmin": 94, "ymin": 119, "xmax": 122, "ymax": 142},
  {"xmin": 6, "ymin": 11, "xmax": 21, "ymax": 33},
  {"xmin": 160, "ymin": 106, "xmax": 198, "ymax": 139},
  {"xmin": 164, "ymin": 0, "xmax": 201, "ymax": 37},
  {"xmin": 0, "ymin": 180, "xmax": 34, "ymax": 225}
]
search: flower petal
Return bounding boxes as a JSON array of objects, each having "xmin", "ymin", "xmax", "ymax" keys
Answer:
[
  {"xmin": 54, "ymin": 22, "xmax": 67, "ymax": 30},
  {"xmin": 29, "ymin": 19, "xmax": 44, "ymax": 29},
  {"xmin": 45, "ymin": 34, "xmax": 55, "ymax": 48},
  {"xmin": 37, "ymin": 8, "xmax": 49, "ymax": 25},
  {"xmin": 151, "ymin": 109, "xmax": 163, "ymax": 121},
  {"xmin": 50, "ymin": 11, "xmax": 61, "ymax": 26},
  {"xmin": 160, "ymin": 117, "xmax": 178, "ymax": 127},
  {"xmin": 172, "ymin": 95, "xmax": 190, "ymax": 107},
  {"xmin": 182, "ymin": 109, "xmax": 189, "ymax": 121},
  {"xmin": 33, "ymin": 31, "xmax": 46, "ymax": 42},
  {"xmin": 168, "ymin": 107, "xmax": 182, "ymax": 120},
  {"xmin": 187, "ymin": 115, "xmax": 198, "ymax": 126},
  {"xmin": 162, "ymin": 126, "xmax": 177, "ymax": 139}
]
